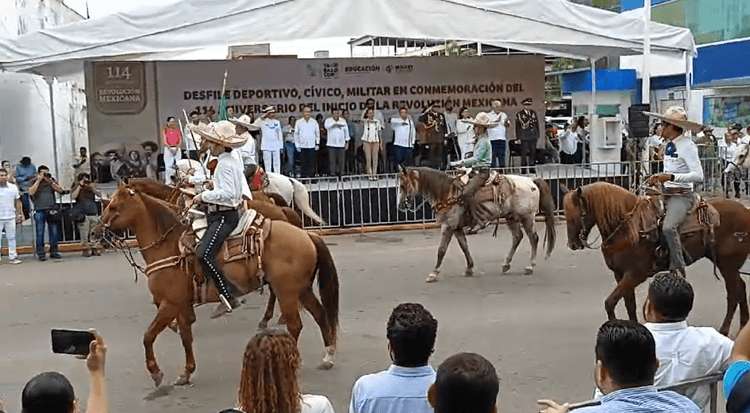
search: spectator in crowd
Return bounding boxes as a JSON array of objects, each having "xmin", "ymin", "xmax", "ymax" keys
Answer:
[
  {"xmin": 220, "ymin": 329, "xmax": 334, "ymax": 413},
  {"xmin": 428, "ymin": 353, "xmax": 499, "ymax": 413},
  {"xmin": 362, "ymin": 107, "xmax": 384, "ymax": 180},
  {"xmin": 15, "ymin": 156, "xmax": 36, "ymax": 219},
  {"xmin": 444, "ymin": 100, "xmax": 458, "ymax": 162},
  {"xmin": 183, "ymin": 111, "xmax": 203, "ymax": 160},
  {"xmin": 163, "ymin": 116, "xmax": 182, "ymax": 184},
  {"xmin": 282, "ymin": 115, "xmax": 297, "ymax": 176},
  {"xmin": 647, "ymin": 124, "xmax": 665, "ymax": 174},
  {"xmin": 142, "ymin": 142, "xmax": 159, "ymax": 180},
  {"xmin": 642, "ymin": 272, "xmax": 733, "ymax": 412},
  {"xmin": 349, "ymin": 303, "xmax": 438, "ymax": 413},
  {"xmin": 295, "ymin": 106, "xmax": 320, "ymax": 178},
  {"xmin": 72, "ymin": 147, "xmax": 90, "ymax": 179},
  {"xmin": 724, "ymin": 311, "xmax": 750, "ymax": 413},
  {"xmin": 227, "ymin": 106, "xmax": 236, "ymax": 119},
  {"xmin": 20, "ymin": 331, "xmax": 107, "ymax": 413},
  {"xmin": 343, "ymin": 109, "xmax": 358, "ymax": 174},
  {"xmin": 388, "ymin": 107, "xmax": 414, "ymax": 168},
  {"xmin": 126, "ymin": 150, "xmax": 146, "ymax": 178},
  {"xmin": 538, "ymin": 320, "xmax": 701, "ymax": 413},
  {"xmin": 316, "ymin": 113, "xmax": 329, "ymax": 175},
  {"xmin": 487, "ymin": 101, "xmax": 510, "ymax": 168},
  {"xmin": 2, "ymin": 160, "xmax": 16, "ymax": 184},
  {"xmin": 231, "ymin": 114, "xmax": 261, "ymax": 176},
  {"xmin": 0, "ymin": 167, "xmax": 23, "ymax": 264},
  {"xmin": 255, "ymin": 106, "xmax": 284, "ymax": 174},
  {"xmin": 325, "ymin": 109, "xmax": 350, "ymax": 177},
  {"xmin": 559, "ymin": 122, "xmax": 578, "ymax": 165},
  {"xmin": 364, "ymin": 98, "xmax": 385, "ymax": 130},
  {"xmin": 456, "ymin": 107, "xmax": 475, "ymax": 160},
  {"xmin": 723, "ymin": 130, "xmax": 741, "ymax": 198},
  {"xmin": 29, "ymin": 165, "xmax": 64, "ymax": 261},
  {"xmin": 71, "ymin": 172, "xmax": 102, "ymax": 257},
  {"xmin": 572, "ymin": 116, "xmax": 590, "ymax": 164},
  {"xmin": 515, "ymin": 98, "xmax": 540, "ymax": 169},
  {"xmin": 205, "ymin": 108, "xmax": 216, "ymax": 124},
  {"xmin": 419, "ymin": 103, "xmax": 447, "ymax": 169},
  {"xmin": 540, "ymin": 122, "xmax": 560, "ymax": 164}
]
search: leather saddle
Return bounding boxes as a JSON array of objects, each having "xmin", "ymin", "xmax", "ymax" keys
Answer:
[{"xmin": 449, "ymin": 169, "xmax": 513, "ymax": 207}]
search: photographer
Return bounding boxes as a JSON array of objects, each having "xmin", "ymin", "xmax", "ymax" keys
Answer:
[
  {"xmin": 29, "ymin": 165, "xmax": 64, "ymax": 261},
  {"xmin": 71, "ymin": 173, "xmax": 102, "ymax": 257}
]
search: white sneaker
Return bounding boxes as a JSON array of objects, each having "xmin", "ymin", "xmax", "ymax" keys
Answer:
[{"xmin": 9, "ymin": 259, "xmax": 21, "ymax": 264}]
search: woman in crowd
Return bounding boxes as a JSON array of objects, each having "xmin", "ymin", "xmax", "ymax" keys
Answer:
[
  {"xmin": 283, "ymin": 116, "xmax": 297, "ymax": 176},
  {"xmin": 572, "ymin": 116, "xmax": 589, "ymax": 164},
  {"xmin": 361, "ymin": 108, "xmax": 383, "ymax": 180},
  {"xmin": 162, "ymin": 116, "xmax": 182, "ymax": 184},
  {"xmin": 723, "ymin": 130, "xmax": 741, "ymax": 198},
  {"xmin": 455, "ymin": 107, "xmax": 474, "ymax": 160},
  {"xmin": 220, "ymin": 329, "xmax": 334, "ymax": 413}
]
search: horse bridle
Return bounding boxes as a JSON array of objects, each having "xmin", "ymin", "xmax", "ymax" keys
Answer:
[{"xmin": 574, "ymin": 193, "xmax": 602, "ymax": 249}]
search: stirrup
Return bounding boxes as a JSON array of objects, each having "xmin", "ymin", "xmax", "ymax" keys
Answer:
[{"xmin": 219, "ymin": 295, "xmax": 234, "ymax": 312}]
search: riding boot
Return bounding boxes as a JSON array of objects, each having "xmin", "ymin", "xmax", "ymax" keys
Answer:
[{"xmin": 461, "ymin": 194, "xmax": 483, "ymax": 233}]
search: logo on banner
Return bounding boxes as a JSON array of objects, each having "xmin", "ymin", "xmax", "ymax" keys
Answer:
[
  {"xmin": 93, "ymin": 61, "xmax": 147, "ymax": 114},
  {"xmin": 344, "ymin": 65, "xmax": 381, "ymax": 74},
  {"xmin": 323, "ymin": 63, "xmax": 339, "ymax": 79}
]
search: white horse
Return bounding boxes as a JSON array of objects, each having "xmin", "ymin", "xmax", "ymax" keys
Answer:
[
  {"xmin": 725, "ymin": 142, "xmax": 750, "ymax": 174},
  {"xmin": 175, "ymin": 159, "xmax": 326, "ymax": 225}
]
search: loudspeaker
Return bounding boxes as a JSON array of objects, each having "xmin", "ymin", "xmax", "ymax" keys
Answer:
[{"xmin": 629, "ymin": 104, "xmax": 651, "ymax": 139}]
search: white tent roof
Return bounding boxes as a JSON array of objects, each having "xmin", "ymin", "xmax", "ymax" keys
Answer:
[{"xmin": 0, "ymin": 0, "xmax": 696, "ymax": 73}]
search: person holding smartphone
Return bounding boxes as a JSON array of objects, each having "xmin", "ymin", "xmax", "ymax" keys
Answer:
[{"xmin": 29, "ymin": 165, "xmax": 64, "ymax": 261}]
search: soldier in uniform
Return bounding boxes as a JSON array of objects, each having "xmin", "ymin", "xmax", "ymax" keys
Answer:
[
  {"xmin": 419, "ymin": 103, "xmax": 448, "ymax": 169},
  {"xmin": 515, "ymin": 98, "xmax": 540, "ymax": 168}
]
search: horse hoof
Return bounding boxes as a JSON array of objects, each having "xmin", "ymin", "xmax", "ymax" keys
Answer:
[
  {"xmin": 465, "ymin": 269, "xmax": 474, "ymax": 277},
  {"xmin": 502, "ymin": 264, "xmax": 511, "ymax": 274},
  {"xmin": 152, "ymin": 371, "xmax": 164, "ymax": 387},
  {"xmin": 317, "ymin": 361, "xmax": 334, "ymax": 370},
  {"xmin": 173, "ymin": 374, "xmax": 191, "ymax": 386},
  {"xmin": 524, "ymin": 267, "xmax": 534, "ymax": 275},
  {"xmin": 426, "ymin": 274, "xmax": 438, "ymax": 283}
]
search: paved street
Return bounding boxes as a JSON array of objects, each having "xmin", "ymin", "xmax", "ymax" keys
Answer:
[{"xmin": 0, "ymin": 224, "xmax": 734, "ymax": 413}]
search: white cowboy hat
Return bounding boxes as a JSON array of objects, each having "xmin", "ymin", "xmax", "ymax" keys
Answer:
[
  {"xmin": 462, "ymin": 112, "xmax": 499, "ymax": 127},
  {"xmin": 643, "ymin": 106, "xmax": 705, "ymax": 133},
  {"xmin": 192, "ymin": 120, "xmax": 247, "ymax": 149},
  {"xmin": 229, "ymin": 114, "xmax": 260, "ymax": 131},
  {"xmin": 262, "ymin": 106, "xmax": 277, "ymax": 113}
]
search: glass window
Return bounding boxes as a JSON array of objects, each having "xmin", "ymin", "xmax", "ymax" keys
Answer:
[{"xmin": 651, "ymin": 0, "xmax": 750, "ymax": 45}]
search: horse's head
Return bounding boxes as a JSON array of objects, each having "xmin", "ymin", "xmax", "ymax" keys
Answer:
[
  {"xmin": 725, "ymin": 143, "xmax": 750, "ymax": 174},
  {"xmin": 397, "ymin": 165, "xmax": 419, "ymax": 210},
  {"xmin": 563, "ymin": 187, "xmax": 596, "ymax": 251},
  {"xmin": 99, "ymin": 183, "xmax": 144, "ymax": 236}
]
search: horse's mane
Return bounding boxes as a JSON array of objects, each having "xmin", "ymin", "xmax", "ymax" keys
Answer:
[
  {"xmin": 581, "ymin": 182, "xmax": 640, "ymax": 241},
  {"xmin": 119, "ymin": 185, "xmax": 186, "ymax": 234},
  {"xmin": 127, "ymin": 178, "xmax": 176, "ymax": 199},
  {"xmin": 407, "ymin": 167, "xmax": 454, "ymax": 202}
]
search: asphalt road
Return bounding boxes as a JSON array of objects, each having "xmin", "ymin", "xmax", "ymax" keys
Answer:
[{"xmin": 0, "ymin": 224, "xmax": 736, "ymax": 413}]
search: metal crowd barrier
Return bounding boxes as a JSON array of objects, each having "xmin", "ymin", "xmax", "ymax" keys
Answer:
[{"xmin": 569, "ymin": 373, "xmax": 723, "ymax": 413}]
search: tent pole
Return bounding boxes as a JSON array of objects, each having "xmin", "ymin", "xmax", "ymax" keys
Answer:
[
  {"xmin": 46, "ymin": 77, "xmax": 60, "ymax": 179},
  {"xmin": 642, "ymin": 0, "xmax": 651, "ymax": 105},
  {"xmin": 685, "ymin": 51, "xmax": 692, "ymax": 114},
  {"xmin": 589, "ymin": 58, "xmax": 596, "ymax": 164},
  {"xmin": 477, "ymin": 42, "xmax": 483, "ymax": 56}
]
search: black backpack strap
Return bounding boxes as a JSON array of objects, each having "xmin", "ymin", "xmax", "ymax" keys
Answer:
[{"xmin": 727, "ymin": 369, "xmax": 750, "ymax": 413}]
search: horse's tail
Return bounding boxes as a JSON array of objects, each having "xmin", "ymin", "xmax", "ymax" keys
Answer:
[
  {"xmin": 534, "ymin": 178, "xmax": 557, "ymax": 259},
  {"xmin": 291, "ymin": 178, "xmax": 327, "ymax": 225},
  {"xmin": 309, "ymin": 233, "xmax": 339, "ymax": 346}
]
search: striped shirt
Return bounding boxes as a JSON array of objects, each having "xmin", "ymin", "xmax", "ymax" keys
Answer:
[{"xmin": 578, "ymin": 387, "xmax": 701, "ymax": 412}]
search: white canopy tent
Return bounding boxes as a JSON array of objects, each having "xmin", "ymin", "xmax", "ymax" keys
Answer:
[{"xmin": 0, "ymin": 0, "xmax": 696, "ymax": 74}]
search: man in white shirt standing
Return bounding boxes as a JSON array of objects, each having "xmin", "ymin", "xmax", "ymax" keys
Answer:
[
  {"xmin": 444, "ymin": 100, "xmax": 458, "ymax": 161},
  {"xmin": 487, "ymin": 101, "xmax": 510, "ymax": 168},
  {"xmin": 230, "ymin": 114, "xmax": 261, "ymax": 176},
  {"xmin": 0, "ymin": 167, "xmax": 23, "ymax": 264},
  {"xmin": 295, "ymin": 106, "xmax": 320, "ymax": 178},
  {"xmin": 643, "ymin": 273, "xmax": 733, "ymax": 412},
  {"xmin": 391, "ymin": 107, "xmax": 417, "ymax": 167},
  {"xmin": 183, "ymin": 111, "xmax": 203, "ymax": 161},
  {"xmin": 192, "ymin": 121, "xmax": 250, "ymax": 318},
  {"xmin": 254, "ymin": 106, "xmax": 284, "ymax": 174},
  {"xmin": 324, "ymin": 109, "xmax": 350, "ymax": 178}
]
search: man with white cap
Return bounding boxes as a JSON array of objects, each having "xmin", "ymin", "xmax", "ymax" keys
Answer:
[
  {"xmin": 230, "ymin": 114, "xmax": 261, "ymax": 176},
  {"xmin": 192, "ymin": 121, "xmax": 249, "ymax": 316},
  {"xmin": 644, "ymin": 106, "xmax": 705, "ymax": 276},
  {"xmin": 451, "ymin": 112, "xmax": 495, "ymax": 232},
  {"xmin": 254, "ymin": 106, "xmax": 283, "ymax": 174}
]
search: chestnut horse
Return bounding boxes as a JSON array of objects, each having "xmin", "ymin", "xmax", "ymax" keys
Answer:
[
  {"xmin": 124, "ymin": 178, "xmax": 299, "ymax": 329},
  {"xmin": 397, "ymin": 166, "xmax": 556, "ymax": 281},
  {"xmin": 564, "ymin": 182, "xmax": 750, "ymax": 335},
  {"xmin": 100, "ymin": 183, "xmax": 339, "ymax": 386}
]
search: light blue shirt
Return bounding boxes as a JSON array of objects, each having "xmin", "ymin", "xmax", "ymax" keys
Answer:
[
  {"xmin": 349, "ymin": 364, "xmax": 436, "ymax": 413},
  {"xmin": 577, "ymin": 386, "xmax": 701, "ymax": 413}
]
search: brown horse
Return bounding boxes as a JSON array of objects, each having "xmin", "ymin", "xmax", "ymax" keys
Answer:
[
  {"xmin": 125, "ymin": 178, "xmax": 299, "ymax": 329},
  {"xmin": 397, "ymin": 166, "xmax": 556, "ymax": 281},
  {"xmin": 564, "ymin": 182, "xmax": 750, "ymax": 335},
  {"xmin": 99, "ymin": 183, "xmax": 339, "ymax": 386}
]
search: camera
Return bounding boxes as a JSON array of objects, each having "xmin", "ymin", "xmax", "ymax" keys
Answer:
[{"xmin": 44, "ymin": 172, "xmax": 51, "ymax": 178}]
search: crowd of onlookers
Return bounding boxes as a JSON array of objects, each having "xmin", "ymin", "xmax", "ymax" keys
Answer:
[{"xmin": 5, "ymin": 273, "xmax": 750, "ymax": 413}]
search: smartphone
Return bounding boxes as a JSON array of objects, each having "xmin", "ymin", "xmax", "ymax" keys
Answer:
[{"xmin": 51, "ymin": 329, "xmax": 95, "ymax": 356}]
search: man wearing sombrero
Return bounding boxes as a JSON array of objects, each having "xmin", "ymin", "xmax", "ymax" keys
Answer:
[
  {"xmin": 230, "ymin": 114, "xmax": 261, "ymax": 176},
  {"xmin": 191, "ymin": 121, "xmax": 249, "ymax": 316},
  {"xmin": 452, "ymin": 112, "xmax": 494, "ymax": 232},
  {"xmin": 644, "ymin": 106, "xmax": 705, "ymax": 276}
]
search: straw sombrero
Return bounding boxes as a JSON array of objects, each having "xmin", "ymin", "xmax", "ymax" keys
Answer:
[
  {"xmin": 192, "ymin": 120, "xmax": 247, "ymax": 149},
  {"xmin": 643, "ymin": 106, "xmax": 705, "ymax": 133},
  {"xmin": 229, "ymin": 114, "xmax": 260, "ymax": 131},
  {"xmin": 262, "ymin": 106, "xmax": 277, "ymax": 114},
  {"xmin": 461, "ymin": 112, "xmax": 499, "ymax": 127}
]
